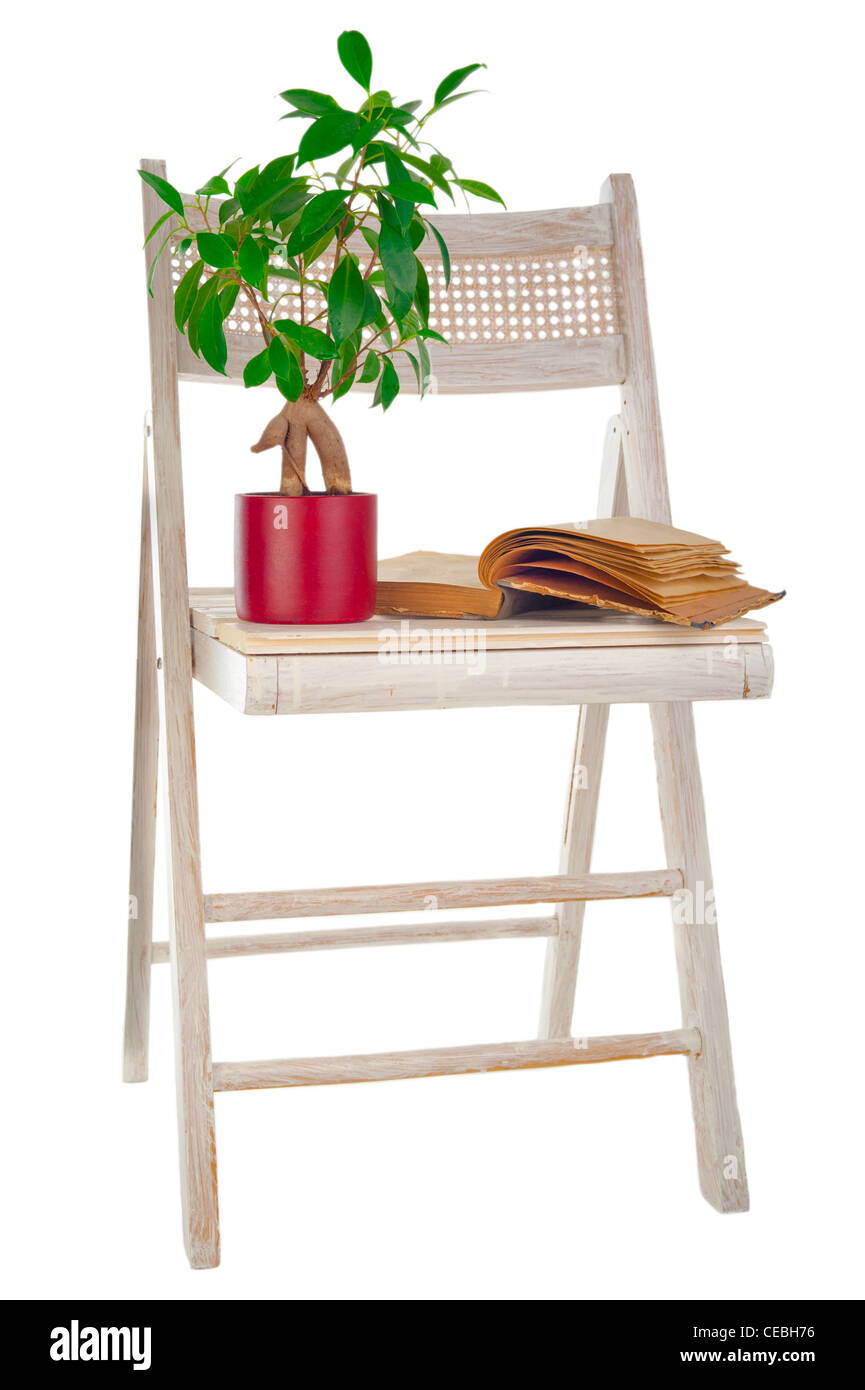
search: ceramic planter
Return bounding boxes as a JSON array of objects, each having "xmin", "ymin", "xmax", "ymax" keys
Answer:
[{"xmin": 235, "ymin": 492, "xmax": 377, "ymax": 624}]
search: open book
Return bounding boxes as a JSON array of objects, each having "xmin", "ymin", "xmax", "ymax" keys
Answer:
[{"xmin": 376, "ymin": 518, "xmax": 783, "ymax": 628}]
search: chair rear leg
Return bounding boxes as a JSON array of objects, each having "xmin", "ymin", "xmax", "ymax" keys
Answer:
[
  {"xmin": 148, "ymin": 493, "xmax": 220, "ymax": 1266},
  {"xmin": 651, "ymin": 700, "xmax": 749, "ymax": 1212},
  {"xmin": 124, "ymin": 442, "xmax": 158, "ymax": 1082},
  {"xmin": 538, "ymin": 703, "xmax": 610, "ymax": 1037},
  {"xmin": 538, "ymin": 415, "xmax": 624, "ymax": 1038}
]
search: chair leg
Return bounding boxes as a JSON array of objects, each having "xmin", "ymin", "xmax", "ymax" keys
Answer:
[
  {"xmin": 651, "ymin": 700, "xmax": 749, "ymax": 1212},
  {"xmin": 123, "ymin": 444, "xmax": 158, "ymax": 1082},
  {"xmin": 538, "ymin": 703, "xmax": 610, "ymax": 1037},
  {"xmin": 145, "ymin": 412, "xmax": 220, "ymax": 1267},
  {"xmin": 162, "ymin": 810, "xmax": 220, "ymax": 1267},
  {"xmin": 538, "ymin": 415, "xmax": 623, "ymax": 1039},
  {"xmin": 152, "ymin": 574, "xmax": 220, "ymax": 1266}
]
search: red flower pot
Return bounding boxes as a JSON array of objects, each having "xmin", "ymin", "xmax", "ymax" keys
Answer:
[{"xmin": 235, "ymin": 492, "xmax": 377, "ymax": 624}]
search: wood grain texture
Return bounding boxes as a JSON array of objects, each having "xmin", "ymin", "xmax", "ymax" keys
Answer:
[
  {"xmin": 181, "ymin": 200, "xmax": 614, "ymax": 255},
  {"xmin": 601, "ymin": 175, "xmax": 672, "ymax": 525},
  {"xmin": 177, "ymin": 333, "xmax": 626, "ymax": 395},
  {"xmin": 141, "ymin": 160, "xmax": 219, "ymax": 1269},
  {"xmin": 204, "ymin": 869, "xmax": 682, "ymax": 924},
  {"xmin": 151, "ymin": 915, "xmax": 557, "ymax": 963},
  {"xmin": 190, "ymin": 590, "xmax": 769, "ymax": 656},
  {"xmin": 190, "ymin": 636, "xmax": 773, "ymax": 715},
  {"xmin": 212, "ymin": 1029, "xmax": 701, "ymax": 1091},
  {"xmin": 651, "ymin": 700, "xmax": 750, "ymax": 1212},
  {"xmin": 190, "ymin": 628, "xmax": 277, "ymax": 714},
  {"xmin": 268, "ymin": 644, "xmax": 772, "ymax": 715},
  {"xmin": 123, "ymin": 431, "xmax": 159, "ymax": 1082},
  {"xmin": 539, "ymin": 703, "xmax": 610, "ymax": 1038},
  {"xmin": 595, "ymin": 414, "xmax": 630, "ymax": 519},
  {"xmin": 539, "ymin": 414, "xmax": 628, "ymax": 1039}
]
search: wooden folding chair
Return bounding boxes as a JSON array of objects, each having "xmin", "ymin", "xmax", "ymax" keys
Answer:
[{"xmin": 126, "ymin": 161, "xmax": 774, "ymax": 1267}]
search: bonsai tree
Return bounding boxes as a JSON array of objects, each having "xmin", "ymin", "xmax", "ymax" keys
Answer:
[{"xmin": 141, "ymin": 30, "xmax": 504, "ymax": 497}]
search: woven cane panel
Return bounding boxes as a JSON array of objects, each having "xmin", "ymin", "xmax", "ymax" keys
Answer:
[{"xmin": 169, "ymin": 246, "xmax": 619, "ymax": 346}]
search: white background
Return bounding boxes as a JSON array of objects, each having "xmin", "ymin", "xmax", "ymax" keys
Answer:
[{"xmin": 2, "ymin": 0, "xmax": 863, "ymax": 1300}]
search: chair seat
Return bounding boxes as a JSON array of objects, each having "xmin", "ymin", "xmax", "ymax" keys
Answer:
[{"xmin": 189, "ymin": 587, "xmax": 773, "ymax": 716}]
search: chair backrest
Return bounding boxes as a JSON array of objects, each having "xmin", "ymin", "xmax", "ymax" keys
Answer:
[{"xmin": 142, "ymin": 163, "xmax": 671, "ymax": 525}]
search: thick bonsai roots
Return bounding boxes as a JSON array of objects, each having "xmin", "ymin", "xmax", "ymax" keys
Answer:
[{"xmin": 251, "ymin": 398, "xmax": 352, "ymax": 496}]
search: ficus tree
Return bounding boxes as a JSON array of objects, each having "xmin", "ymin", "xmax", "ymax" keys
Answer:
[{"xmin": 141, "ymin": 30, "xmax": 504, "ymax": 496}]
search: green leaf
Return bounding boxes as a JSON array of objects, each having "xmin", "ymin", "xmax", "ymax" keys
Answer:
[
  {"xmin": 198, "ymin": 295, "xmax": 228, "ymax": 374},
  {"xmin": 138, "ymin": 169, "xmax": 184, "ymax": 216},
  {"xmin": 294, "ymin": 226, "xmax": 337, "ymax": 262},
  {"xmin": 385, "ymin": 286, "xmax": 414, "ymax": 321},
  {"xmin": 359, "ymin": 352, "xmax": 380, "ymax": 383},
  {"xmin": 268, "ymin": 336, "xmax": 294, "ymax": 378},
  {"xmin": 402, "ymin": 348, "xmax": 422, "ymax": 393},
  {"xmin": 332, "ymin": 367, "xmax": 356, "ymax": 401},
  {"xmin": 218, "ymin": 283, "xmax": 240, "ymax": 317},
  {"xmin": 298, "ymin": 189, "xmax": 347, "ymax": 236},
  {"xmin": 187, "ymin": 275, "xmax": 223, "ymax": 354},
  {"xmin": 328, "ymin": 254, "xmax": 365, "ymax": 342},
  {"xmin": 279, "ymin": 88, "xmax": 340, "ymax": 115},
  {"xmin": 436, "ymin": 90, "xmax": 483, "ymax": 111},
  {"xmin": 173, "ymin": 259, "xmax": 205, "ymax": 329},
  {"xmin": 352, "ymin": 115, "xmax": 388, "ymax": 152},
  {"xmin": 268, "ymin": 184, "xmax": 311, "ymax": 224},
  {"xmin": 379, "ymin": 356, "xmax": 400, "ymax": 410},
  {"xmin": 417, "ymin": 335, "xmax": 432, "ymax": 396},
  {"xmin": 275, "ymin": 353, "xmax": 305, "ymax": 401},
  {"xmin": 243, "ymin": 347, "xmax": 272, "ymax": 387},
  {"xmin": 332, "ymin": 337, "xmax": 359, "ymax": 400},
  {"xmin": 386, "ymin": 105, "xmax": 419, "ymax": 128},
  {"xmin": 413, "ymin": 258, "xmax": 430, "ymax": 323},
  {"xmin": 297, "ymin": 111, "xmax": 362, "ymax": 167},
  {"xmin": 337, "ymin": 30, "xmax": 373, "ymax": 89},
  {"xmin": 380, "ymin": 144, "xmax": 410, "ymax": 184},
  {"xmin": 433, "ymin": 63, "xmax": 486, "ymax": 106},
  {"xmin": 260, "ymin": 155, "xmax": 296, "ymax": 183},
  {"xmin": 143, "ymin": 208, "xmax": 173, "ymax": 247},
  {"xmin": 146, "ymin": 229, "xmax": 174, "ymax": 296},
  {"xmin": 233, "ymin": 164, "xmax": 261, "ymax": 214},
  {"xmin": 245, "ymin": 173, "xmax": 305, "ymax": 222},
  {"xmin": 287, "ymin": 190, "xmax": 349, "ymax": 255},
  {"xmin": 273, "ymin": 320, "xmax": 340, "ymax": 359},
  {"xmin": 196, "ymin": 231, "xmax": 236, "ymax": 269},
  {"xmin": 427, "ymin": 221, "xmax": 451, "ymax": 287},
  {"xmin": 378, "ymin": 206, "xmax": 418, "ymax": 301},
  {"xmin": 387, "ymin": 180, "xmax": 437, "ymax": 207},
  {"xmin": 407, "ymin": 218, "xmax": 426, "ymax": 250},
  {"xmin": 399, "ymin": 151, "xmax": 454, "ymax": 202},
  {"xmin": 219, "ymin": 197, "xmax": 241, "ymax": 225},
  {"xmin": 455, "ymin": 178, "xmax": 506, "ymax": 207},
  {"xmin": 361, "ymin": 281, "xmax": 381, "ymax": 327},
  {"xmin": 196, "ymin": 175, "xmax": 230, "ymax": 197},
  {"xmin": 238, "ymin": 235, "xmax": 266, "ymax": 285},
  {"xmin": 360, "ymin": 226, "xmax": 379, "ymax": 253}
]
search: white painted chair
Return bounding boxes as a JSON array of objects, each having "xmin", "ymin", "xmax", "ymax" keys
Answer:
[{"xmin": 127, "ymin": 162, "xmax": 774, "ymax": 1267}]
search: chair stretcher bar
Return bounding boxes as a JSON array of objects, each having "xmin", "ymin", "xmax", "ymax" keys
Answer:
[
  {"xmin": 201, "ymin": 868, "xmax": 682, "ymax": 924},
  {"xmin": 212, "ymin": 1030, "xmax": 702, "ymax": 1091},
  {"xmin": 151, "ymin": 913, "xmax": 558, "ymax": 964}
]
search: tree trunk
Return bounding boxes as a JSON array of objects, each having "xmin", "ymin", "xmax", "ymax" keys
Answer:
[{"xmin": 251, "ymin": 399, "xmax": 352, "ymax": 495}]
